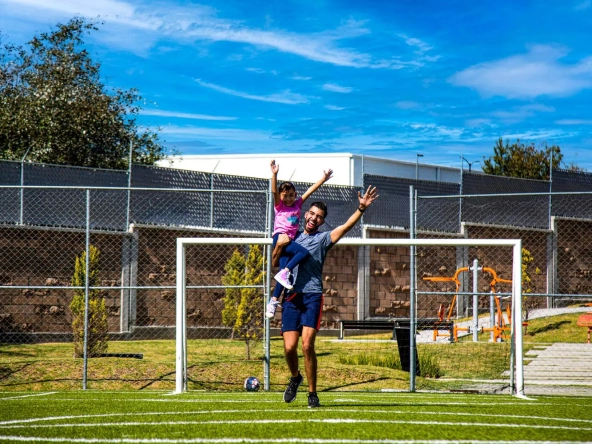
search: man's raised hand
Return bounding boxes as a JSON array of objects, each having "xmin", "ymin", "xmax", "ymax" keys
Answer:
[{"xmin": 358, "ymin": 186, "xmax": 379, "ymax": 210}]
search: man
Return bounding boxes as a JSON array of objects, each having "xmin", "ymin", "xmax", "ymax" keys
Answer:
[{"xmin": 275, "ymin": 185, "xmax": 379, "ymax": 408}]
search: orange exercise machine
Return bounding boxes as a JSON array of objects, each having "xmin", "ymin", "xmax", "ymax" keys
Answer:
[
  {"xmin": 423, "ymin": 266, "xmax": 518, "ymax": 342},
  {"xmin": 480, "ymin": 267, "xmax": 513, "ymax": 342},
  {"xmin": 423, "ymin": 267, "xmax": 470, "ymax": 342}
]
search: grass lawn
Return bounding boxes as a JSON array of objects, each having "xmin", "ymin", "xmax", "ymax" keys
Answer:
[
  {"xmin": 0, "ymin": 312, "xmax": 589, "ymax": 394},
  {"xmin": 0, "ymin": 390, "xmax": 590, "ymax": 443}
]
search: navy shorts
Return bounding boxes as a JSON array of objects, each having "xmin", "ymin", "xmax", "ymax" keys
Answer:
[{"xmin": 281, "ymin": 292, "xmax": 324, "ymax": 334}]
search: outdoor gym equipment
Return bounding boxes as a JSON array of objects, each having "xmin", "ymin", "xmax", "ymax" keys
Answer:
[
  {"xmin": 423, "ymin": 264, "xmax": 517, "ymax": 342},
  {"xmin": 423, "ymin": 266, "xmax": 469, "ymax": 341}
]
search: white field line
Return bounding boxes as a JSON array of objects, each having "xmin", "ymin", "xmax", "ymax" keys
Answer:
[
  {"xmin": 1, "ymin": 418, "xmax": 591, "ymax": 432},
  {"xmin": 3, "ymin": 397, "xmax": 555, "ymax": 407},
  {"xmin": 0, "ymin": 392, "xmax": 57, "ymax": 400},
  {"xmin": 0, "ymin": 438, "xmax": 587, "ymax": 444},
  {"xmin": 141, "ymin": 399, "xmax": 533, "ymax": 405},
  {"xmin": 0, "ymin": 392, "xmax": 540, "ymax": 401},
  {"xmin": 1, "ymin": 409, "xmax": 591, "ymax": 428}
]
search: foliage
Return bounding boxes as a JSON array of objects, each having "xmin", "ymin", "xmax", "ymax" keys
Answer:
[
  {"xmin": 235, "ymin": 245, "xmax": 265, "ymax": 359},
  {"xmin": 339, "ymin": 349, "xmax": 442, "ymax": 378},
  {"xmin": 522, "ymin": 248, "xmax": 535, "ymax": 294},
  {"xmin": 417, "ymin": 349, "xmax": 442, "ymax": 378},
  {"xmin": 2, "ymin": 310, "xmax": 589, "ymax": 391},
  {"xmin": 70, "ymin": 245, "xmax": 108, "ymax": 357},
  {"xmin": 0, "ymin": 17, "xmax": 172, "ymax": 168},
  {"xmin": 221, "ymin": 250, "xmax": 246, "ymax": 340},
  {"xmin": 221, "ymin": 246, "xmax": 265, "ymax": 358},
  {"xmin": 339, "ymin": 352, "xmax": 402, "ymax": 370},
  {"xmin": 482, "ymin": 138, "xmax": 574, "ymax": 180}
]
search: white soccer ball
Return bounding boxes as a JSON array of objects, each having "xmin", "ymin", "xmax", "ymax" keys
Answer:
[{"xmin": 244, "ymin": 376, "xmax": 260, "ymax": 392}]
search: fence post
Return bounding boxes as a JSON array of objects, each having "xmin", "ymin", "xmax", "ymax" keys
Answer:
[
  {"xmin": 547, "ymin": 217, "xmax": 558, "ymax": 308},
  {"xmin": 409, "ymin": 186, "xmax": 417, "ymax": 392},
  {"xmin": 82, "ymin": 189, "xmax": 90, "ymax": 390},
  {"xmin": 263, "ymin": 181, "xmax": 273, "ymax": 391},
  {"xmin": 472, "ymin": 258, "xmax": 479, "ymax": 342},
  {"xmin": 210, "ymin": 175, "xmax": 215, "ymax": 228},
  {"xmin": 126, "ymin": 142, "xmax": 132, "ymax": 230},
  {"xmin": 19, "ymin": 148, "xmax": 30, "ymax": 225}
]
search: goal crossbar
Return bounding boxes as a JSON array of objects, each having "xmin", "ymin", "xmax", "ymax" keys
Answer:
[{"xmin": 175, "ymin": 237, "xmax": 524, "ymax": 396}]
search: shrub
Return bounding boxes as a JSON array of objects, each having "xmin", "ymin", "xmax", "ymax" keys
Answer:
[{"xmin": 70, "ymin": 245, "xmax": 108, "ymax": 358}]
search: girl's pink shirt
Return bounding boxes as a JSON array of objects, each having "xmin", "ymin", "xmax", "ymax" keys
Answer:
[{"xmin": 272, "ymin": 197, "xmax": 303, "ymax": 239}]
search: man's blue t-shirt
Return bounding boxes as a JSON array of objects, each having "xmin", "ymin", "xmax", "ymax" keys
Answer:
[{"xmin": 291, "ymin": 231, "xmax": 334, "ymax": 293}]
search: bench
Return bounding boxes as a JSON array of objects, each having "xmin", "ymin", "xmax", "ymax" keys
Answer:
[{"xmin": 338, "ymin": 318, "xmax": 454, "ymax": 342}]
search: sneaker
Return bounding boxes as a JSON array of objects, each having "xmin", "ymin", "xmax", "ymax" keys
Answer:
[
  {"xmin": 274, "ymin": 269, "xmax": 293, "ymax": 290},
  {"xmin": 283, "ymin": 372, "xmax": 303, "ymax": 403},
  {"xmin": 265, "ymin": 299, "xmax": 281, "ymax": 319},
  {"xmin": 307, "ymin": 391, "xmax": 321, "ymax": 408}
]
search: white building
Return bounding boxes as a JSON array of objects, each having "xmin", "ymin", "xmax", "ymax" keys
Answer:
[{"xmin": 163, "ymin": 153, "xmax": 463, "ymax": 187}]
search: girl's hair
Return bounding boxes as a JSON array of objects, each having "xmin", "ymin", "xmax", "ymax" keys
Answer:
[{"xmin": 279, "ymin": 181, "xmax": 296, "ymax": 193}]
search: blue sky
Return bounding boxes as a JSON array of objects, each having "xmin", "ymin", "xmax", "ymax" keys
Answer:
[{"xmin": 2, "ymin": 0, "xmax": 592, "ymax": 170}]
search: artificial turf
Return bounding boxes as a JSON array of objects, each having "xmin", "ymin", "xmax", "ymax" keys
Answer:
[{"xmin": 0, "ymin": 390, "xmax": 590, "ymax": 443}]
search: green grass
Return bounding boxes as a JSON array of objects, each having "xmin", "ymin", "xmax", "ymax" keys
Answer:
[
  {"xmin": 0, "ymin": 391, "xmax": 590, "ymax": 443},
  {"xmin": 524, "ymin": 312, "xmax": 590, "ymax": 343},
  {"xmin": 0, "ymin": 312, "xmax": 589, "ymax": 393}
]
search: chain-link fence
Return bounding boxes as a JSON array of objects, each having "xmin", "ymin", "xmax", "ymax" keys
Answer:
[
  {"xmin": 2, "ymin": 160, "xmax": 592, "ymax": 395},
  {"xmin": 415, "ymin": 191, "xmax": 592, "ymax": 396}
]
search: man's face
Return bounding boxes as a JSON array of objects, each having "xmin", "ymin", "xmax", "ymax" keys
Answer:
[{"xmin": 304, "ymin": 206, "xmax": 325, "ymax": 233}]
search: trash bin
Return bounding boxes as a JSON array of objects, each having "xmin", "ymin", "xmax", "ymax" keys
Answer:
[{"xmin": 394, "ymin": 326, "xmax": 420, "ymax": 375}]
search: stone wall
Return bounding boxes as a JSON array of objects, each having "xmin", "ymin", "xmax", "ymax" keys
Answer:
[{"xmin": 1, "ymin": 220, "xmax": 591, "ymax": 340}]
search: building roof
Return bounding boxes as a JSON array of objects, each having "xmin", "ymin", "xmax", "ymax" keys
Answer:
[{"xmin": 162, "ymin": 152, "xmax": 464, "ymax": 187}]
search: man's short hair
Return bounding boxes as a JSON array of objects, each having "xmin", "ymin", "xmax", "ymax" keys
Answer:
[
  {"xmin": 279, "ymin": 181, "xmax": 296, "ymax": 193},
  {"xmin": 309, "ymin": 201, "xmax": 328, "ymax": 218}
]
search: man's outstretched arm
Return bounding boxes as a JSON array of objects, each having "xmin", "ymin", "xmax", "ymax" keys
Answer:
[{"xmin": 330, "ymin": 186, "xmax": 379, "ymax": 244}]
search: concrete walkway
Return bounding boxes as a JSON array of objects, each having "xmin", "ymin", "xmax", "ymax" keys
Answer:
[{"xmin": 523, "ymin": 343, "xmax": 592, "ymax": 383}]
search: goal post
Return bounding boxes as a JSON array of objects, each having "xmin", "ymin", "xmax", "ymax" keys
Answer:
[{"xmin": 175, "ymin": 237, "xmax": 524, "ymax": 396}]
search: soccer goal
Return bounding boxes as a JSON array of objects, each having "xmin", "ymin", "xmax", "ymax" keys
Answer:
[{"xmin": 175, "ymin": 237, "xmax": 524, "ymax": 396}]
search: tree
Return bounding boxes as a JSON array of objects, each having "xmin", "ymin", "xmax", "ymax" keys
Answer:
[
  {"xmin": 235, "ymin": 245, "xmax": 265, "ymax": 360},
  {"xmin": 482, "ymin": 138, "xmax": 569, "ymax": 180},
  {"xmin": 0, "ymin": 18, "xmax": 172, "ymax": 169},
  {"xmin": 221, "ymin": 249, "xmax": 246, "ymax": 340},
  {"xmin": 70, "ymin": 245, "xmax": 109, "ymax": 357},
  {"xmin": 221, "ymin": 246, "xmax": 265, "ymax": 359}
]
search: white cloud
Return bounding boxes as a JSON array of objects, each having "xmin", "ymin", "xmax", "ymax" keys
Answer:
[
  {"xmin": 2, "ymin": 0, "xmax": 430, "ymax": 69},
  {"xmin": 394, "ymin": 101, "xmax": 419, "ymax": 109},
  {"xmin": 195, "ymin": 79, "xmax": 310, "ymax": 104},
  {"xmin": 1, "ymin": 0, "xmax": 136, "ymax": 20},
  {"xmin": 141, "ymin": 109, "xmax": 237, "ymax": 121},
  {"xmin": 449, "ymin": 45, "xmax": 592, "ymax": 99},
  {"xmin": 322, "ymin": 83, "xmax": 353, "ymax": 93},
  {"xmin": 399, "ymin": 34, "xmax": 433, "ymax": 53},
  {"xmin": 325, "ymin": 105, "xmax": 345, "ymax": 111},
  {"xmin": 574, "ymin": 0, "xmax": 591, "ymax": 10},
  {"xmin": 184, "ymin": 24, "xmax": 375, "ymax": 68},
  {"xmin": 501, "ymin": 129, "xmax": 571, "ymax": 140},
  {"xmin": 407, "ymin": 122, "xmax": 465, "ymax": 139},
  {"xmin": 465, "ymin": 118, "xmax": 494, "ymax": 128},
  {"xmin": 291, "ymin": 75, "xmax": 312, "ymax": 81},
  {"xmin": 159, "ymin": 125, "xmax": 271, "ymax": 141},
  {"xmin": 556, "ymin": 119, "xmax": 592, "ymax": 125},
  {"xmin": 491, "ymin": 104, "xmax": 555, "ymax": 123}
]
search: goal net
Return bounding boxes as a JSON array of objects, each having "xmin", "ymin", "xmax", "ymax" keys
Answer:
[{"xmin": 174, "ymin": 237, "xmax": 524, "ymax": 396}]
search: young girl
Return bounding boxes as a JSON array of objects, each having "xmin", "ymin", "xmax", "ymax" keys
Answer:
[{"xmin": 266, "ymin": 160, "xmax": 333, "ymax": 318}]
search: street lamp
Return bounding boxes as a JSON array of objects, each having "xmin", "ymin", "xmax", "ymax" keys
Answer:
[
  {"xmin": 461, "ymin": 156, "xmax": 480, "ymax": 173},
  {"xmin": 415, "ymin": 153, "xmax": 423, "ymax": 180}
]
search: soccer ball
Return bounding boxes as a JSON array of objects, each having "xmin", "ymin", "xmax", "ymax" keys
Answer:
[{"xmin": 244, "ymin": 376, "xmax": 260, "ymax": 392}]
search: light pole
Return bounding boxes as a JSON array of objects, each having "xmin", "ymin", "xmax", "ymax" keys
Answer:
[
  {"xmin": 415, "ymin": 153, "xmax": 423, "ymax": 180},
  {"xmin": 461, "ymin": 156, "xmax": 480, "ymax": 173}
]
